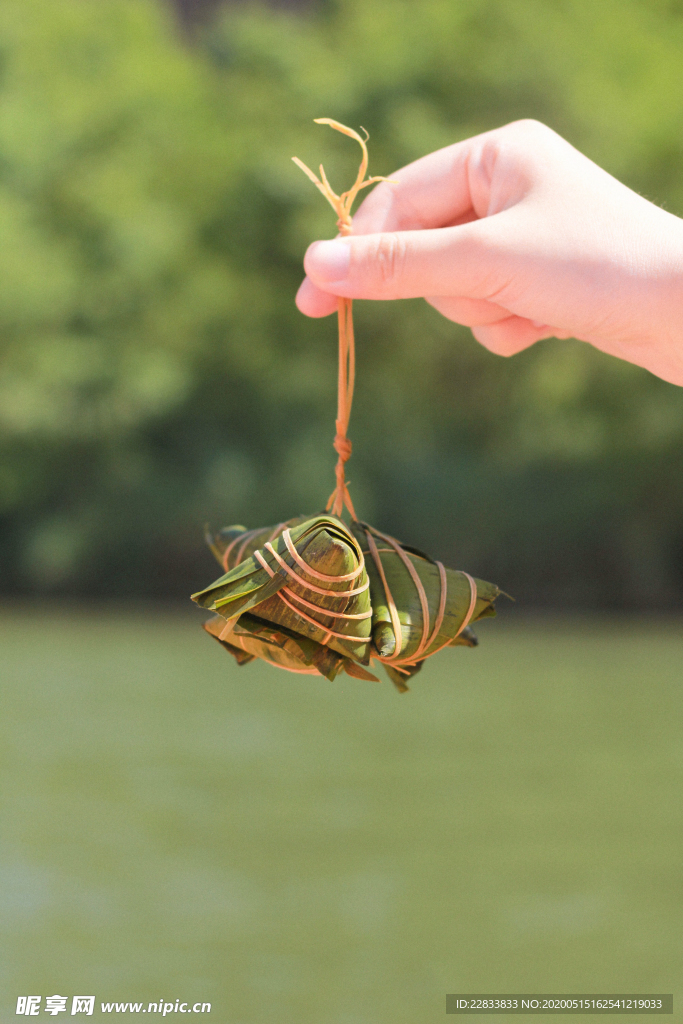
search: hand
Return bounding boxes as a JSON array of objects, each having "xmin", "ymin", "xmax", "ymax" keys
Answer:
[{"xmin": 297, "ymin": 119, "xmax": 683, "ymax": 386}]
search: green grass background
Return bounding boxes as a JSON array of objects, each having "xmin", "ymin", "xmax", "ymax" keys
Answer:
[{"xmin": 1, "ymin": 610, "xmax": 681, "ymax": 1023}]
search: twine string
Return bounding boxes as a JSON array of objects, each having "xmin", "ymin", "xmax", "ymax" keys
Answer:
[
  {"xmin": 368, "ymin": 526, "xmax": 431, "ymax": 662},
  {"xmin": 281, "ymin": 528, "xmax": 363, "ymax": 581},
  {"xmin": 361, "ymin": 522, "xmax": 479, "ymax": 669},
  {"xmin": 364, "ymin": 529, "xmax": 403, "ymax": 658},
  {"xmin": 269, "ymin": 123, "xmax": 482, "ymax": 679},
  {"xmin": 253, "ymin": 541, "xmax": 370, "ymax": 644},
  {"xmin": 221, "ymin": 521, "xmax": 289, "ymax": 573},
  {"xmin": 262, "ymin": 541, "xmax": 369, "ymax": 596},
  {"xmin": 225, "ymin": 618, "xmax": 321, "ymax": 676},
  {"xmin": 222, "ymin": 527, "xmax": 264, "ymax": 573},
  {"xmin": 293, "ymin": 120, "xmax": 394, "ymax": 520},
  {"xmin": 330, "ymin": 293, "xmax": 356, "ymax": 518}
]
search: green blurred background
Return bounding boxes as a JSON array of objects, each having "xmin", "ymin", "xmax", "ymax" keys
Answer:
[
  {"xmin": 3, "ymin": 611, "xmax": 682, "ymax": 1023},
  {"xmin": 2, "ymin": 0, "xmax": 683, "ymax": 606},
  {"xmin": 2, "ymin": 1, "xmax": 683, "ymax": 1021}
]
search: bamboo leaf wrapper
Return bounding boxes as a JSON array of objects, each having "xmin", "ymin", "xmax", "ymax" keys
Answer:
[{"xmin": 193, "ymin": 513, "xmax": 500, "ymax": 692}]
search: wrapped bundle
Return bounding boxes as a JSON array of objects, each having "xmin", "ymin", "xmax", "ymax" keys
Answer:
[
  {"xmin": 201, "ymin": 612, "xmax": 378, "ymax": 682},
  {"xmin": 205, "ymin": 516, "xmax": 309, "ymax": 575},
  {"xmin": 350, "ymin": 521, "xmax": 499, "ymax": 692},
  {"xmin": 194, "ymin": 513, "xmax": 499, "ymax": 692},
  {"xmin": 192, "ymin": 514, "xmax": 377, "ymax": 678},
  {"xmin": 192, "ymin": 119, "xmax": 503, "ymax": 693}
]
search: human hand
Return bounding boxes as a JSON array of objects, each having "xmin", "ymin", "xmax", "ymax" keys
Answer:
[{"xmin": 296, "ymin": 120, "xmax": 683, "ymax": 386}]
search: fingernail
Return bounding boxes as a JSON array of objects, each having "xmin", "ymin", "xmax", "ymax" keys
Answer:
[{"xmin": 305, "ymin": 239, "xmax": 350, "ymax": 283}]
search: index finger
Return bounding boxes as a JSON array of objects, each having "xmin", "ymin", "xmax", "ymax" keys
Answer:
[{"xmin": 350, "ymin": 129, "xmax": 494, "ymax": 235}]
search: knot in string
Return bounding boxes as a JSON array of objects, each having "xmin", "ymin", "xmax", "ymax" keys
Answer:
[
  {"xmin": 333, "ymin": 432, "xmax": 352, "ymax": 461},
  {"xmin": 293, "ymin": 119, "xmax": 394, "ymax": 521},
  {"xmin": 328, "ymin": 177, "xmax": 356, "ymax": 515},
  {"xmin": 325, "ymin": 294, "xmax": 356, "ymax": 518}
]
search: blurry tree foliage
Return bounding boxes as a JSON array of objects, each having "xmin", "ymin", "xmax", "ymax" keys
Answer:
[{"xmin": 1, "ymin": 0, "xmax": 683, "ymax": 605}]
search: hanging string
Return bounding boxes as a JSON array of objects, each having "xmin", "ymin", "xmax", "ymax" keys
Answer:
[
  {"xmin": 292, "ymin": 125, "xmax": 482, "ymax": 682},
  {"xmin": 293, "ymin": 119, "xmax": 394, "ymax": 520},
  {"xmin": 330, "ymin": 293, "xmax": 355, "ymax": 517}
]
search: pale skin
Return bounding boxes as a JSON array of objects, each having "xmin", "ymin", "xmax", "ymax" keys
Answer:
[{"xmin": 296, "ymin": 119, "xmax": 683, "ymax": 387}]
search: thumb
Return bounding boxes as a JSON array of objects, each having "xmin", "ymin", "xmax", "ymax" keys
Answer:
[{"xmin": 303, "ymin": 222, "xmax": 510, "ymax": 302}]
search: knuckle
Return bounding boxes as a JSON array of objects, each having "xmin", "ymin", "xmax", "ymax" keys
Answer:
[
  {"xmin": 508, "ymin": 117, "xmax": 551, "ymax": 139},
  {"xmin": 371, "ymin": 232, "xmax": 407, "ymax": 290},
  {"xmin": 506, "ymin": 118, "xmax": 563, "ymax": 157}
]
